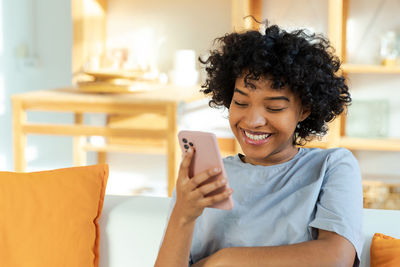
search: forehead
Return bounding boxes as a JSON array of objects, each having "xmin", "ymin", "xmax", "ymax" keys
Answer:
[{"xmin": 234, "ymin": 75, "xmax": 295, "ymax": 98}]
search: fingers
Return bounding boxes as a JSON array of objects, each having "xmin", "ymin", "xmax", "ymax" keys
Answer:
[
  {"xmin": 187, "ymin": 167, "xmax": 222, "ymax": 191},
  {"xmin": 198, "ymin": 187, "xmax": 233, "ymax": 207},
  {"xmin": 194, "ymin": 176, "xmax": 227, "ymax": 196},
  {"xmin": 178, "ymin": 147, "xmax": 195, "ymax": 178}
]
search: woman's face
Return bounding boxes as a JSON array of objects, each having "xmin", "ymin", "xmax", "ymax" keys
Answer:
[{"xmin": 229, "ymin": 75, "xmax": 310, "ymax": 166}]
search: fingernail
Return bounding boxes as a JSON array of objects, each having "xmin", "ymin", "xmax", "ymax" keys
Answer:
[{"xmin": 213, "ymin": 167, "xmax": 221, "ymax": 173}]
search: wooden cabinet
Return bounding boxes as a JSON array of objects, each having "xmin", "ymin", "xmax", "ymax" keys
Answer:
[
  {"xmin": 324, "ymin": 0, "xmax": 400, "ymax": 152},
  {"xmin": 71, "ymin": 0, "xmax": 107, "ymax": 79}
]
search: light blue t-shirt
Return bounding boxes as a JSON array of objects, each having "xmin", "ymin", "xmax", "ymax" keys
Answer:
[{"xmin": 167, "ymin": 147, "xmax": 364, "ymax": 266}]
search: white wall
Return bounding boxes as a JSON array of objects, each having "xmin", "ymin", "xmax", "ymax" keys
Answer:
[
  {"xmin": 106, "ymin": 0, "xmax": 232, "ymax": 75},
  {"xmin": 0, "ymin": 0, "xmax": 73, "ymax": 171},
  {"xmin": 262, "ymin": 0, "xmax": 328, "ymax": 34}
]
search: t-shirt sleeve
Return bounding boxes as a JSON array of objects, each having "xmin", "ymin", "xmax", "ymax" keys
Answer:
[{"xmin": 308, "ymin": 148, "xmax": 364, "ymax": 267}]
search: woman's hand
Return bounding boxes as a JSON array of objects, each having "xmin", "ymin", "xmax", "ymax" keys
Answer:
[{"xmin": 172, "ymin": 147, "xmax": 233, "ymax": 225}]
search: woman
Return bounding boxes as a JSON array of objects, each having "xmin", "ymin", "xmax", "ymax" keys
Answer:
[{"xmin": 155, "ymin": 22, "xmax": 363, "ymax": 267}]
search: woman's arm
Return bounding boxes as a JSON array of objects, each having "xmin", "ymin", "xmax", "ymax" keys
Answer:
[
  {"xmin": 154, "ymin": 208, "xmax": 196, "ymax": 267},
  {"xmin": 154, "ymin": 147, "xmax": 233, "ymax": 267},
  {"xmin": 193, "ymin": 230, "xmax": 355, "ymax": 267}
]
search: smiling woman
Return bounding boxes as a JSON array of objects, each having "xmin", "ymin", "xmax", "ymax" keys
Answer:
[
  {"xmin": 229, "ymin": 76, "xmax": 310, "ymax": 166},
  {"xmin": 155, "ymin": 22, "xmax": 363, "ymax": 267}
]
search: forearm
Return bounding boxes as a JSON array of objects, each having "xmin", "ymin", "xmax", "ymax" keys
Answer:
[
  {"xmin": 211, "ymin": 239, "xmax": 348, "ymax": 267},
  {"xmin": 155, "ymin": 146, "xmax": 234, "ymax": 267},
  {"xmin": 154, "ymin": 208, "xmax": 195, "ymax": 267}
]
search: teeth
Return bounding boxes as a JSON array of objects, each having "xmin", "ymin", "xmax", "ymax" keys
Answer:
[{"xmin": 244, "ymin": 131, "xmax": 271, "ymax": 141}]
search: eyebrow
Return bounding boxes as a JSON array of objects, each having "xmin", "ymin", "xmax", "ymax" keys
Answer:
[{"xmin": 234, "ymin": 88, "xmax": 290, "ymax": 102}]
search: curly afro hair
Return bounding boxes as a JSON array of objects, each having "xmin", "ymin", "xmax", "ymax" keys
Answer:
[{"xmin": 200, "ymin": 23, "xmax": 351, "ymax": 145}]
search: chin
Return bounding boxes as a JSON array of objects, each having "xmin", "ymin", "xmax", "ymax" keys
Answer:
[{"xmin": 239, "ymin": 143, "xmax": 272, "ymax": 158}]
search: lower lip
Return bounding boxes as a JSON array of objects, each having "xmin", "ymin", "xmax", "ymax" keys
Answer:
[{"xmin": 241, "ymin": 130, "xmax": 272, "ymax": 146}]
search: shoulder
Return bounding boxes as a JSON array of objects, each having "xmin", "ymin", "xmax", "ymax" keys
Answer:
[
  {"xmin": 300, "ymin": 147, "xmax": 358, "ymax": 167},
  {"xmin": 323, "ymin": 147, "xmax": 360, "ymax": 174},
  {"xmin": 297, "ymin": 147, "xmax": 361, "ymax": 186},
  {"xmin": 301, "ymin": 146, "xmax": 353, "ymax": 159},
  {"xmin": 303, "ymin": 146, "xmax": 359, "ymax": 170},
  {"xmin": 325, "ymin": 147, "xmax": 356, "ymax": 162},
  {"xmin": 313, "ymin": 147, "xmax": 361, "ymax": 189}
]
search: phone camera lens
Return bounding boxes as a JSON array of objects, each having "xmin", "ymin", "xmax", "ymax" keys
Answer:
[
  {"xmin": 182, "ymin": 138, "xmax": 188, "ymax": 143},
  {"xmin": 189, "ymin": 142, "xmax": 193, "ymax": 146},
  {"xmin": 184, "ymin": 144, "xmax": 189, "ymax": 149}
]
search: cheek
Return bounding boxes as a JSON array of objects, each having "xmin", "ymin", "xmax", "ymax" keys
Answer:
[
  {"xmin": 279, "ymin": 116, "xmax": 298, "ymax": 132},
  {"xmin": 228, "ymin": 108, "xmax": 240, "ymax": 128},
  {"xmin": 268, "ymin": 113, "xmax": 297, "ymax": 132}
]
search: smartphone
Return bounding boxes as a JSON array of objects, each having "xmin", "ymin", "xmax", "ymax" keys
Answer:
[{"xmin": 178, "ymin": 130, "xmax": 233, "ymax": 210}]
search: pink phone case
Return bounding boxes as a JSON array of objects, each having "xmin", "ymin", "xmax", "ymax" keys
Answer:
[{"xmin": 178, "ymin": 130, "xmax": 234, "ymax": 210}]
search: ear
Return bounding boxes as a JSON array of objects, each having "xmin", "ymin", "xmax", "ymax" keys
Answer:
[{"xmin": 299, "ymin": 107, "xmax": 311, "ymax": 122}]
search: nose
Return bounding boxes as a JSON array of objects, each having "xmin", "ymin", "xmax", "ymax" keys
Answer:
[{"xmin": 243, "ymin": 107, "xmax": 267, "ymax": 128}]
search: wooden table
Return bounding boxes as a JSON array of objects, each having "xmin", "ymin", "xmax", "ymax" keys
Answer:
[{"xmin": 12, "ymin": 85, "xmax": 204, "ymax": 196}]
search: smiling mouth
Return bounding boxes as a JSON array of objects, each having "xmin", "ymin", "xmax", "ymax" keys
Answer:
[{"xmin": 241, "ymin": 128, "xmax": 272, "ymax": 143}]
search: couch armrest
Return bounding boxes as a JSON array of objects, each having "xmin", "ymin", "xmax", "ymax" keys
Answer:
[{"xmin": 360, "ymin": 208, "xmax": 400, "ymax": 267}]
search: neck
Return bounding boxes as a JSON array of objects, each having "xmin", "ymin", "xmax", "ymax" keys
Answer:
[{"xmin": 241, "ymin": 146, "xmax": 299, "ymax": 166}]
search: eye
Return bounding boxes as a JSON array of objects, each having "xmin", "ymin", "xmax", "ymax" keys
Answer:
[
  {"xmin": 266, "ymin": 107, "xmax": 285, "ymax": 112},
  {"xmin": 233, "ymin": 100, "xmax": 248, "ymax": 107}
]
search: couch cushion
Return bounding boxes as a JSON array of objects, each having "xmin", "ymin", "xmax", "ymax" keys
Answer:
[
  {"xmin": 99, "ymin": 195, "xmax": 170, "ymax": 267},
  {"xmin": 370, "ymin": 233, "xmax": 400, "ymax": 267},
  {"xmin": 0, "ymin": 164, "xmax": 109, "ymax": 267}
]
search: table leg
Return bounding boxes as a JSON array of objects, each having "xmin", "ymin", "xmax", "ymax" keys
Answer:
[
  {"xmin": 97, "ymin": 152, "xmax": 107, "ymax": 164},
  {"xmin": 12, "ymin": 99, "xmax": 26, "ymax": 171},
  {"xmin": 73, "ymin": 113, "xmax": 87, "ymax": 166},
  {"xmin": 167, "ymin": 103, "xmax": 179, "ymax": 197},
  {"xmin": 97, "ymin": 115, "xmax": 109, "ymax": 164}
]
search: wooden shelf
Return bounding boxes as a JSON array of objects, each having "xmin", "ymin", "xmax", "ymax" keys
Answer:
[
  {"xmin": 303, "ymin": 139, "xmax": 328, "ymax": 149},
  {"xmin": 342, "ymin": 64, "xmax": 400, "ymax": 74},
  {"xmin": 302, "ymin": 137, "xmax": 400, "ymax": 152},
  {"xmin": 339, "ymin": 137, "xmax": 400, "ymax": 151}
]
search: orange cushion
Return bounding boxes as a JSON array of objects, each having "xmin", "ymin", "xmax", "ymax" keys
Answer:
[
  {"xmin": 0, "ymin": 164, "xmax": 108, "ymax": 267},
  {"xmin": 370, "ymin": 233, "xmax": 400, "ymax": 267}
]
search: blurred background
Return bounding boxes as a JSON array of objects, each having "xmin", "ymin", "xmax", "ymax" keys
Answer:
[{"xmin": 0, "ymin": 0, "xmax": 399, "ymax": 209}]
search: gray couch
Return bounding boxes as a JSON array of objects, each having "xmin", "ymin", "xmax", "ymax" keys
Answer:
[{"xmin": 99, "ymin": 195, "xmax": 400, "ymax": 267}]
